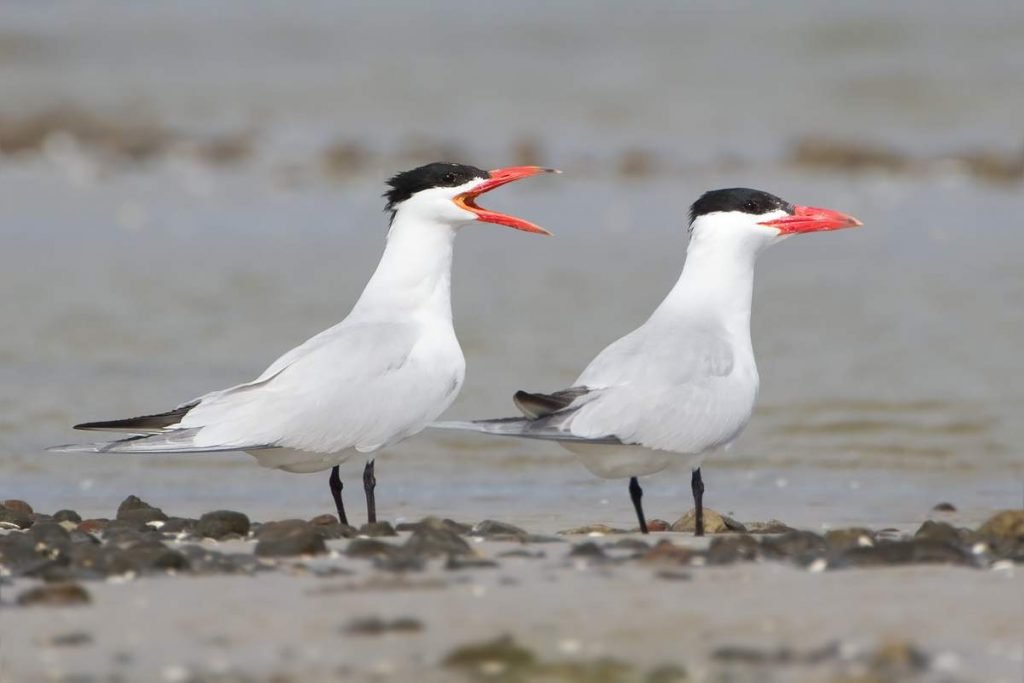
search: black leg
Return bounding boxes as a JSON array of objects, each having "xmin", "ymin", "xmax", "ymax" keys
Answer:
[
  {"xmin": 629, "ymin": 476, "xmax": 649, "ymax": 534},
  {"xmin": 329, "ymin": 465, "xmax": 348, "ymax": 526},
  {"xmin": 363, "ymin": 459, "xmax": 377, "ymax": 524},
  {"xmin": 691, "ymin": 467, "xmax": 705, "ymax": 537}
]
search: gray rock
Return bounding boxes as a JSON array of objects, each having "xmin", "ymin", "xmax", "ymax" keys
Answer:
[
  {"xmin": 824, "ymin": 528, "xmax": 876, "ymax": 552},
  {"xmin": 346, "ymin": 538, "xmax": 401, "ymax": 559},
  {"xmin": 53, "ymin": 509, "xmax": 82, "ymax": 524},
  {"xmin": 671, "ymin": 508, "xmax": 747, "ymax": 534},
  {"xmin": 195, "ymin": 510, "xmax": 251, "ymax": 540},
  {"xmin": 403, "ymin": 517, "xmax": 474, "ymax": 558},
  {"xmin": 445, "ymin": 555, "xmax": 499, "ymax": 570},
  {"xmin": 761, "ymin": 531, "xmax": 828, "ymax": 565},
  {"xmin": 344, "ymin": 616, "xmax": 424, "ymax": 635},
  {"xmin": 470, "ymin": 520, "xmax": 528, "ymax": 540},
  {"xmin": 705, "ymin": 535, "xmax": 761, "ymax": 565},
  {"xmin": 835, "ymin": 539, "xmax": 975, "ymax": 568},
  {"xmin": 568, "ymin": 542, "xmax": 607, "ymax": 560},
  {"xmin": 254, "ymin": 520, "xmax": 327, "ymax": 557},
  {"xmin": 358, "ymin": 521, "xmax": 397, "ymax": 537},
  {"xmin": 0, "ymin": 504, "xmax": 34, "ymax": 529},
  {"xmin": 115, "ymin": 495, "xmax": 168, "ymax": 524}
]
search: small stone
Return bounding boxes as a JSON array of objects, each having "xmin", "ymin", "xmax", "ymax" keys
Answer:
[
  {"xmin": 641, "ymin": 539, "xmax": 695, "ymax": 564},
  {"xmin": 557, "ymin": 524, "xmax": 628, "ymax": 536},
  {"xmin": 115, "ymin": 495, "xmax": 168, "ymax": 524},
  {"xmin": 0, "ymin": 504, "xmax": 34, "ymax": 529},
  {"xmin": 160, "ymin": 517, "xmax": 197, "ymax": 534},
  {"xmin": 932, "ymin": 502, "xmax": 957, "ymax": 512},
  {"xmin": 644, "ymin": 519, "xmax": 671, "ymax": 532},
  {"xmin": 914, "ymin": 521, "xmax": 964, "ymax": 544},
  {"xmin": 27, "ymin": 522, "xmax": 73, "ymax": 551},
  {"xmin": 705, "ymin": 535, "xmax": 761, "ymax": 565},
  {"xmin": 77, "ymin": 519, "xmax": 109, "ymax": 534},
  {"xmin": 497, "ymin": 549, "xmax": 545, "ymax": 559},
  {"xmin": 443, "ymin": 635, "xmax": 536, "ymax": 672},
  {"xmin": 471, "ymin": 520, "xmax": 528, "ymax": 539},
  {"xmin": 309, "ymin": 514, "xmax": 339, "ymax": 526},
  {"xmin": 396, "ymin": 518, "xmax": 471, "ymax": 534},
  {"xmin": 646, "ymin": 664, "xmax": 690, "ymax": 683},
  {"xmin": 17, "ymin": 582, "xmax": 91, "ymax": 607},
  {"xmin": 346, "ymin": 539, "xmax": 400, "ymax": 558},
  {"xmin": 445, "ymin": 555, "xmax": 499, "ymax": 570},
  {"xmin": 255, "ymin": 520, "xmax": 327, "ymax": 557},
  {"xmin": 195, "ymin": 510, "xmax": 251, "ymax": 540},
  {"xmin": 868, "ymin": 639, "xmax": 930, "ymax": 675},
  {"xmin": 670, "ymin": 508, "xmax": 746, "ymax": 534},
  {"xmin": 344, "ymin": 616, "xmax": 424, "ymax": 636},
  {"xmin": 824, "ymin": 528, "xmax": 876, "ymax": 552},
  {"xmin": 568, "ymin": 542, "xmax": 607, "ymax": 559},
  {"xmin": 53, "ymin": 510, "xmax": 82, "ymax": 524},
  {"xmin": 977, "ymin": 510, "xmax": 1024, "ymax": 542},
  {"xmin": 761, "ymin": 531, "xmax": 828, "ymax": 565},
  {"xmin": 745, "ymin": 519, "xmax": 795, "ymax": 534},
  {"xmin": 654, "ymin": 569, "xmax": 692, "ymax": 581},
  {"xmin": 403, "ymin": 517, "xmax": 473, "ymax": 558},
  {"xmin": 3, "ymin": 499, "xmax": 33, "ymax": 515},
  {"xmin": 46, "ymin": 631, "xmax": 93, "ymax": 647},
  {"xmin": 835, "ymin": 539, "xmax": 974, "ymax": 568},
  {"xmin": 358, "ymin": 521, "xmax": 397, "ymax": 537}
]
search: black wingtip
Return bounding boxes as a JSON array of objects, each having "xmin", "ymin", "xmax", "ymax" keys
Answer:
[{"xmin": 72, "ymin": 402, "xmax": 198, "ymax": 433}]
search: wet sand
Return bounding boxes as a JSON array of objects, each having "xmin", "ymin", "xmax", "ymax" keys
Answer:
[{"xmin": 2, "ymin": 497, "xmax": 1022, "ymax": 683}]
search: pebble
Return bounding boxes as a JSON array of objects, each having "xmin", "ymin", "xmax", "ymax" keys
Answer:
[
  {"xmin": 568, "ymin": 542, "xmax": 607, "ymax": 560},
  {"xmin": 344, "ymin": 616, "xmax": 424, "ymax": 636},
  {"xmin": 557, "ymin": 524, "xmax": 627, "ymax": 536},
  {"xmin": 745, "ymin": 519, "xmax": 795, "ymax": 534},
  {"xmin": 53, "ymin": 509, "xmax": 82, "ymax": 524},
  {"xmin": 932, "ymin": 502, "xmax": 957, "ymax": 512},
  {"xmin": 358, "ymin": 521, "xmax": 398, "ymax": 537},
  {"xmin": 254, "ymin": 520, "xmax": 327, "ymax": 557},
  {"xmin": 3, "ymin": 499, "xmax": 34, "ymax": 515},
  {"xmin": 195, "ymin": 510, "xmax": 251, "ymax": 540},
  {"xmin": 824, "ymin": 528, "xmax": 875, "ymax": 552},
  {"xmin": 403, "ymin": 517, "xmax": 474, "ymax": 558},
  {"xmin": 705, "ymin": 535, "xmax": 761, "ymax": 565},
  {"xmin": 761, "ymin": 531, "xmax": 829, "ymax": 565},
  {"xmin": 470, "ymin": 520, "xmax": 529, "ymax": 540},
  {"xmin": 671, "ymin": 508, "xmax": 747, "ymax": 534},
  {"xmin": 641, "ymin": 540, "xmax": 696, "ymax": 565},
  {"xmin": 445, "ymin": 555, "xmax": 499, "ymax": 571},
  {"xmin": 0, "ymin": 503, "xmax": 34, "ymax": 529},
  {"xmin": 16, "ymin": 582, "xmax": 91, "ymax": 607},
  {"xmin": 115, "ymin": 495, "xmax": 168, "ymax": 524},
  {"xmin": 834, "ymin": 539, "xmax": 975, "ymax": 568}
]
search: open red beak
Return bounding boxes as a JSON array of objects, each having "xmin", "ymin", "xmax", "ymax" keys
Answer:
[
  {"xmin": 758, "ymin": 205, "xmax": 863, "ymax": 235},
  {"xmin": 453, "ymin": 166, "xmax": 560, "ymax": 235}
]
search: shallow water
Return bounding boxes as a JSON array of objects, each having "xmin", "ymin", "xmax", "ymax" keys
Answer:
[{"xmin": 0, "ymin": 1, "xmax": 1022, "ymax": 526}]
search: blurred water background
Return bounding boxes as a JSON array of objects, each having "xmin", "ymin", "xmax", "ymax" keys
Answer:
[{"xmin": 1, "ymin": 0, "xmax": 1022, "ymax": 528}]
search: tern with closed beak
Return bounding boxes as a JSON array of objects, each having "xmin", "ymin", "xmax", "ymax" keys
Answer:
[{"xmin": 434, "ymin": 188, "xmax": 861, "ymax": 534}]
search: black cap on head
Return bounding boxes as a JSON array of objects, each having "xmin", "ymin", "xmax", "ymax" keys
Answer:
[
  {"xmin": 689, "ymin": 188, "xmax": 794, "ymax": 225},
  {"xmin": 384, "ymin": 162, "xmax": 489, "ymax": 219}
]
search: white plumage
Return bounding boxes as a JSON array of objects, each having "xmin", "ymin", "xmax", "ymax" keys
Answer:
[
  {"xmin": 434, "ymin": 188, "xmax": 861, "ymax": 532},
  {"xmin": 51, "ymin": 163, "xmax": 556, "ymax": 522}
]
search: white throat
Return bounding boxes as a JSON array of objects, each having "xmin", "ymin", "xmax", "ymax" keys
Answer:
[
  {"xmin": 351, "ymin": 213, "xmax": 458, "ymax": 322},
  {"xmin": 650, "ymin": 219, "xmax": 772, "ymax": 340}
]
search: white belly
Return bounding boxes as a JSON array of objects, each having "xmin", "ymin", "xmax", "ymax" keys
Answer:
[{"xmin": 246, "ymin": 447, "xmax": 357, "ymax": 474}]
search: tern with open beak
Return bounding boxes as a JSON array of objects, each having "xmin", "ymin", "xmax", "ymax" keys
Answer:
[{"xmin": 52, "ymin": 162, "xmax": 558, "ymax": 525}]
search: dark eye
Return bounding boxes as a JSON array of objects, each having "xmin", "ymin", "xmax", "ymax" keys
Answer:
[{"xmin": 443, "ymin": 172, "xmax": 456, "ymax": 183}]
